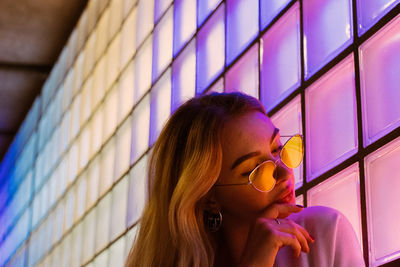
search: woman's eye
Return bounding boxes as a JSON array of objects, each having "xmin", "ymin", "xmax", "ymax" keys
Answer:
[
  {"xmin": 241, "ymin": 171, "xmax": 252, "ymax": 177},
  {"xmin": 272, "ymin": 145, "xmax": 283, "ymax": 154}
]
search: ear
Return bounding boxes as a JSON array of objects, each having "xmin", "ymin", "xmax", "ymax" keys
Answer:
[{"xmin": 202, "ymin": 188, "xmax": 220, "ymax": 211}]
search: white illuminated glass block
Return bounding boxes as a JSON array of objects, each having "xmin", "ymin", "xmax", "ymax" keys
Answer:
[
  {"xmin": 357, "ymin": 0, "xmax": 400, "ymax": 35},
  {"xmin": 152, "ymin": 7, "xmax": 173, "ymax": 82},
  {"xmin": 295, "ymin": 194, "xmax": 303, "ymax": 206},
  {"xmin": 130, "ymin": 95, "xmax": 150, "ymax": 165},
  {"xmin": 90, "ymin": 105, "xmax": 104, "ymax": 158},
  {"xmin": 56, "ymin": 158, "xmax": 67, "ymax": 200},
  {"xmin": 196, "ymin": 4, "xmax": 225, "ymax": 94},
  {"xmin": 226, "ymin": 0, "xmax": 258, "ymax": 65},
  {"xmin": 60, "ymin": 233, "xmax": 72, "ymax": 267},
  {"xmin": 32, "ymin": 194, "xmax": 40, "ymax": 228},
  {"xmin": 109, "ymin": 235, "xmax": 126, "ymax": 267},
  {"xmin": 105, "ymin": 33, "xmax": 121, "ymax": 92},
  {"xmin": 198, "ymin": 0, "xmax": 222, "ymax": 26},
  {"xmin": 95, "ymin": 8, "xmax": 110, "ymax": 62},
  {"xmin": 99, "ymin": 137, "xmax": 116, "ymax": 197},
  {"xmin": 86, "ymin": 156, "xmax": 99, "ymax": 211},
  {"xmin": 359, "ymin": 14, "xmax": 400, "ymax": 146},
  {"xmin": 60, "ymin": 111, "xmax": 71, "ymax": 155},
  {"xmin": 64, "ymin": 189, "xmax": 75, "ymax": 233},
  {"xmin": 115, "ymin": 116, "xmax": 132, "ymax": 181},
  {"xmin": 63, "ymin": 71, "xmax": 74, "ymax": 114},
  {"xmin": 260, "ymin": 0, "xmax": 291, "ymax": 30},
  {"xmin": 173, "ymin": 0, "xmax": 196, "ymax": 56},
  {"xmin": 271, "ymin": 95, "xmax": 303, "ymax": 189},
  {"xmin": 225, "ymin": 43, "xmax": 259, "ymax": 98},
  {"xmin": 51, "ymin": 244, "xmax": 61, "ymax": 267},
  {"xmin": 94, "ymin": 249, "xmax": 109, "ymax": 267},
  {"xmin": 73, "ymin": 51, "xmax": 85, "ymax": 96},
  {"xmin": 68, "ymin": 141, "xmax": 79, "ymax": 185},
  {"xmin": 74, "ymin": 176, "xmax": 87, "ymax": 222},
  {"xmin": 303, "ymin": 0, "xmax": 353, "ymax": 78},
  {"xmin": 53, "ymin": 202, "xmax": 64, "ymax": 244},
  {"xmin": 260, "ymin": 3, "xmax": 300, "ymax": 111},
  {"xmin": 83, "ymin": 31, "xmax": 96, "ymax": 80},
  {"xmin": 95, "ymin": 193, "xmax": 111, "ymax": 253},
  {"xmin": 71, "ymin": 222, "xmax": 83, "ymax": 267},
  {"xmin": 118, "ymin": 61, "xmax": 135, "ymax": 125},
  {"xmin": 136, "ymin": 0, "xmax": 154, "ymax": 49},
  {"xmin": 125, "ymin": 225, "xmax": 140, "ymax": 259},
  {"xmin": 154, "ymin": 0, "xmax": 173, "ymax": 22},
  {"xmin": 77, "ymin": 9, "xmax": 87, "ymax": 52},
  {"xmin": 121, "ymin": 7, "xmax": 137, "ymax": 69},
  {"xmin": 82, "ymin": 209, "xmax": 96, "ymax": 264},
  {"xmin": 150, "ymin": 69, "xmax": 171, "ymax": 146},
  {"xmin": 102, "ymin": 85, "xmax": 118, "ymax": 144},
  {"xmin": 81, "ymin": 78, "xmax": 92, "ymax": 127},
  {"xmin": 79, "ymin": 125, "xmax": 90, "ymax": 172},
  {"xmin": 127, "ymin": 154, "xmax": 149, "ymax": 227},
  {"xmin": 308, "ymin": 163, "xmax": 363, "ymax": 246},
  {"xmin": 92, "ymin": 56, "xmax": 107, "ymax": 110},
  {"xmin": 365, "ymin": 137, "xmax": 400, "ymax": 265},
  {"xmin": 108, "ymin": 0, "xmax": 123, "ymax": 40},
  {"xmin": 110, "ymin": 176, "xmax": 128, "ymax": 240},
  {"xmin": 134, "ymin": 36, "xmax": 153, "ymax": 103},
  {"xmin": 305, "ymin": 55, "xmax": 358, "ymax": 180},
  {"xmin": 124, "ymin": 0, "xmax": 138, "ymax": 18},
  {"xmin": 207, "ymin": 77, "xmax": 224, "ymax": 93},
  {"xmin": 171, "ymin": 39, "xmax": 196, "ymax": 112}
]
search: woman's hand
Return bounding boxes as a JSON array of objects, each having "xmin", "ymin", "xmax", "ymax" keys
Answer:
[{"xmin": 239, "ymin": 204, "xmax": 315, "ymax": 267}]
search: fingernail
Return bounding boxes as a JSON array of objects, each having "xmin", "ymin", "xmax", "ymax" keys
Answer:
[
  {"xmin": 296, "ymin": 204, "xmax": 304, "ymax": 208},
  {"xmin": 310, "ymin": 235, "xmax": 315, "ymax": 242}
]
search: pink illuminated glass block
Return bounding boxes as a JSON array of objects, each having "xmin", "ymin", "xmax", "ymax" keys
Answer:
[
  {"xmin": 307, "ymin": 163, "xmax": 363, "ymax": 247},
  {"xmin": 110, "ymin": 176, "xmax": 128, "ymax": 241},
  {"xmin": 260, "ymin": 3, "xmax": 300, "ymax": 112},
  {"xmin": 226, "ymin": 0, "xmax": 258, "ymax": 65},
  {"xmin": 357, "ymin": 0, "xmax": 400, "ymax": 35},
  {"xmin": 303, "ymin": 0, "xmax": 353, "ymax": 78},
  {"xmin": 207, "ymin": 77, "xmax": 224, "ymax": 93},
  {"xmin": 365, "ymin": 136, "xmax": 400, "ymax": 265},
  {"xmin": 359, "ymin": 14, "xmax": 400, "ymax": 146},
  {"xmin": 130, "ymin": 94, "xmax": 150, "ymax": 165},
  {"xmin": 225, "ymin": 43, "xmax": 259, "ymax": 98},
  {"xmin": 260, "ymin": 0, "xmax": 291, "ymax": 30},
  {"xmin": 198, "ymin": 0, "xmax": 222, "ymax": 26},
  {"xmin": 154, "ymin": 0, "xmax": 172, "ymax": 23},
  {"xmin": 172, "ymin": 39, "xmax": 196, "ymax": 112},
  {"xmin": 95, "ymin": 193, "xmax": 111, "ymax": 253},
  {"xmin": 196, "ymin": 4, "xmax": 225, "ymax": 94},
  {"xmin": 135, "ymin": 0, "xmax": 154, "ymax": 49},
  {"xmin": 305, "ymin": 55, "xmax": 358, "ymax": 180},
  {"xmin": 295, "ymin": 194, "xmax": 303, "ymax": 206},
  {"xmin": 134, "ymin": 36, "xmax": 153, "ymax": 104},
  {"xmin": 173, "ymin": 0, "xmax": 196, "ymax": 56},
  {"xmin": 271, "ymin": 95, "xmax": 303, "ymax": 189}
]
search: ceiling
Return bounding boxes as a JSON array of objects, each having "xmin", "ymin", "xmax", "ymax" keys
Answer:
[{"xmin": 0, "ymin": 0, "xmax": 88, "ymax": 162}]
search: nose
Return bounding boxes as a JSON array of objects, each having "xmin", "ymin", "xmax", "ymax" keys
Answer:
[{"xmin": 273, "ymin": 159, "xmax": 294, "ymax": 184}]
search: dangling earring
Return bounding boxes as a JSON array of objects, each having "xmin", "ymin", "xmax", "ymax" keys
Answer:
[{"xmin": 203, "ymin": 209, "xmax": 222, "ymax": 232}]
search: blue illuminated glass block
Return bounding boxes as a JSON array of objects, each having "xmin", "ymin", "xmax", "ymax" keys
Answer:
[
  {"xmin": 357, "ymin": 0, "xmax": 400, "ymax": 35},
  {"xmin": 154, "ymin": 0, "xmax": 173, "ymax": 23},
  {"xmin": 226, "ymin": 0, "xmax": 259, "ymax": 65},
  {"xmin": 196, "ymin": 4, "xmax": 225, "ymax": 94},
  {"xmin": 260, "ymin": 3, "xmax": 300, "ymax": 112},
  {"xmin": 261, "ymin": 0, "xmax": 291, "ymax": 30},
  {"xmin": 173, "ymin": 0, "xmax": 196, "ymax": 56},
  {"xmin": 303, "ymin": 0, "xmax": 353, "ymax": 79},
  {"xmin": 198, "ymin": 0, "xmax": 222, "ymax": 26}
]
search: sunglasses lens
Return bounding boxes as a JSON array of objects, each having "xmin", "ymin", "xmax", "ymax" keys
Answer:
[
  {"xmin": 281, "ymin": 134, "xmax": 303, "ymax": 168},
  {"xmin": 249, "ymin": 161, "xmax": 276, "ymax": 192}
]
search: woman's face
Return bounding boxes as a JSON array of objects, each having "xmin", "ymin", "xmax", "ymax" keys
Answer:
[{"xmin": 214, "ymin": 111, "xmax": 295, "ymax": 221}]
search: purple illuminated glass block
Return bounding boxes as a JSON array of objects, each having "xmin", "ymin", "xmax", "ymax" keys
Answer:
[
  {"xmin": 260, "ymin": 3, "xmax": 301, "ymax": 112},
  {"xmin": 305, "ymin": 55, "xmax": 358, "ymax": 181},
  {"xmin": 226, "ymin": 0, "xmax": 259, "ymax": 65},
  {"xmin": 357, "ymin": 0, "xmax": 400, "ymax": 35},
  {"xmin": 303, "ymin": 0, "xmax": 353, "ymax": 79},
  {"xmin": 359, "ymin": 13, "xmax": 400, "ymax": 146},
  {"xmin": 198, "ymin": 0, "xmax": 222, "ymax": 27},
  {"xmin": 225, "ymin": 43, "xmax": 259, "ymax": 98},
  {"xmin": 154, "ymin": 0, "xmax": 173, "ymax": 23},
  {"xmin": 173, "ymin": 0, "xmax": 196, "ymax": 56},
  {"xmin": 196, "ymin": 4, "xmax": 225, "ymax": 94},
  {"xmin": 260, "ymin": 0, "xmax": 291, "ymax": 30}
]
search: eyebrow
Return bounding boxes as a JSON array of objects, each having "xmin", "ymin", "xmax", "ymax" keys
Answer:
[{"xmin": 230, "ymin": 128, "xmax": 280, "ymax": 170}]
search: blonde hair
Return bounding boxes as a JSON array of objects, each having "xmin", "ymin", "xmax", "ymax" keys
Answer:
[{"xmin": 125, "ymin": 92, "xmax": 266, "ymax": 267}]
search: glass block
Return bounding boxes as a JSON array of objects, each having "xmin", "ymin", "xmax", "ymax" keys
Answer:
[
  {"xmin": 365, "ymin": 136, "xmax": 400, "ymax": 265},
  {"xmin": 125, "ymin": 225, "xmax": 140, "ymax": 259},
  {"xmin": 308, "ymin": 163, "xmax": 363, "ymax": 246},
  {"xmin": 68, "ymin": 141, "xmax": 79, "ymax": 185},
  {"xmin": 198, "ymin": 0, "xmax": 222, "ymax": 26},
  {"xmin": 105, "ymin": 33, "xmax": 122, "ymax": 92},
  {"xmin": 152, "ymin": 7, "xmax": 173, "ymax": 82},
  {"xmin": 127, "ymin": 154, "xmax": 149, "ymax": 227},
  {"xmin": 60, "ymin": 110, "xmax": 71, "ymax": 155},
  {"xmin": 94, "ymin": 248, "xmax": 109, "ymax": 267},
  {"xmin": 207, "ymin": 77, "xmax": 224, "ymax": 93},
  {"xmin": 149, "ymin": 69, "xmax": 171, "ymax": 146},
  {"xmin": 74, "ymin": 176, "xmax": 87, "ymax": 222},
  {"xmin": 171, "ymin": 39, "xmax": 196, "ymax": 112},
  {"xmin": 118, "ymin": 60, "xmax": 135, "ymax": 125},
  {"xmin": 71, "ymin": 222, "xmax": 83, "ymax": 267},
  {"xmin": 295, "ymin": 194, "xmax": 303, "ymax": 206},
  {"xmin": 303, "ymin": 0, "xmax": 353, "ymax": 78},
  {"xmin": 73, "ymin": 51, "xmax": 85, "ymax": 96},
  {"xmin": 60, "ymin": 232, "xmax": 72, "ymax": 267},
  {"xmin": 359, "ymin": 14, "xmax": 400, "ymax": 146},
  {"xmin": 110, "ymin": 176, "xmax": 128, "ymax": 240},
  {"xmin": 135, "ymin": 0, "xmax": 154, "ymax": 49},
  {"xmin": 94, "ymin": 8, "xmax": 110, "ymax": 62},
  {"xmin": 260, "ymin": 0, "xmax": 291, "ymax": 30},
  {"xmin": 173, "ymin": 0, "xmax": 196, "ymax": 56},
  {"xmin": 81, "ymin": 78, "xmax": 92, "ymax": 126},
  {"xmin": 108, "ymin": 0, "xmax": 123, "ymax": 40},
  {"xmin": 260, "ymin": 3, "xmax": 301, "ymax": 112},
  {"xmin": 86, "ymin": 156, "xmax": 100, "ymax": 210},
  {"xmin": 271, "ymin": 95, "xmax": 303, "ymax": 189},
  {"xmin": 79, "ymin": 124, "xmax": 90, "ymax": 171},
  {"xmin": 115, "ymin": 116, "xmax": 132, "ymax": 181},
  {"xmin": 83, "ymin": 32, "xmax": 96, "ymax": 80},
  {"xmin": 64, "ymin": 190, "xmax": 75, "ymax": 233},
  {"xmin": 95, "ymin": 193, "xmax": 111, "ymax": 253},
  {"xmin": 82, "ymin": 209, "xmax": 96, "ymax": 264},
  {"xmin": 196, "ymin": 4, "xmax": 225, "ymax": 94},
  {"xmin": 109, "ymin": 235, "xmax": 126, "ymax": 267},
  {"xmin": 154, "ymin": 0, "xmax": 173, "ymax": 23},
  {"xmin": 51, "ymin": 244, "xmax": 61, "ymax": 267},
  {"xmin": 130, "ymin": 94, "xmax": 150, "ymax": 165},
  {"xmin": 53, "ymin": 202, "xmax": 64, "ymax": 244},
  {"xmin": 357, "ymin": 0, "xmax": 400, "ymax": 35},
  {"xmin": 134, "ymin": 36, "xmax": 153, "ymax": 103},
  {"xmin": 226, "ymin": 0, "xmax": 258, "ymax": 65},
  {"xmin": 102, "ymin": 85, "xmax": 118, "ymax": 144},
  {"xmin": 225, "ymin": 42, "xmax": 259, "ymax": 98},
  {"xmin": 305, "ymin": 55, "xmax": 358, "ymax": 180},
  {"xmin": 121, "ymin": 7, "xmax": 137, "ymax": 69},
  {"xmin": 99, "ymin": 137, "xmax": 116, "ymax": 197},
  {"xmin": 92, "ymin": 56, "xmax": 107, "ymax": 110},
  {"xmin": 56, "ymin": 158, "xmax": 67, "ymax": 201},
  {"xmin": 90, "ymin": 105, "xmax": 104, "ymax": 158}
]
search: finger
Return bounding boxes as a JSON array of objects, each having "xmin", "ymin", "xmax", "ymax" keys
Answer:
[
  {"xmin": 278, "ymin": 220, "xmax": 310, "ymax": 253},
  {"xmin": 261, "ymin": 203, "xmax": 303, "ymax": 219},
  {"xmin": 296, "ymin": 223, "xmax": 315, "ymax": 243},
  {"xmin": 278, "ymin": 232, "xmax": 302, "ymax": 258}
]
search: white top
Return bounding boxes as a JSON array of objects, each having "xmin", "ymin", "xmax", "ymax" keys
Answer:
[{"xmin": 274, "ymin": 206, "xmax": 365, "ymax": 267}]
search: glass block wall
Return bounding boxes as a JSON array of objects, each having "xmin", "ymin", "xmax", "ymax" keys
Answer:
[{"xmin": 1, "ymin": 0, "xmax": 400, "ymax": 266}]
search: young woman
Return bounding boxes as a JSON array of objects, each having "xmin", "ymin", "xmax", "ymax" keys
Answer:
[{"xmin": 125, "ymin": 92, "xmax": 364, "ymax": 267}]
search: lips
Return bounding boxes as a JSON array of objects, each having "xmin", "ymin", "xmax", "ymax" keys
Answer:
[{"xmin": 276, "ymin": 186, "xmax": 294, "ymax": 204}]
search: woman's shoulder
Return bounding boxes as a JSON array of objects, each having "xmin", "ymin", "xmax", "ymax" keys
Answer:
[{"xmin": 289, "ymin": 205, "xmax": 345, "ymax": 229}]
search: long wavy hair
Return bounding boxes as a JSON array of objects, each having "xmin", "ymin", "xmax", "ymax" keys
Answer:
[{"xmin": 125, "ymin": 92, "xmax": 266, "ymax": 267}]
